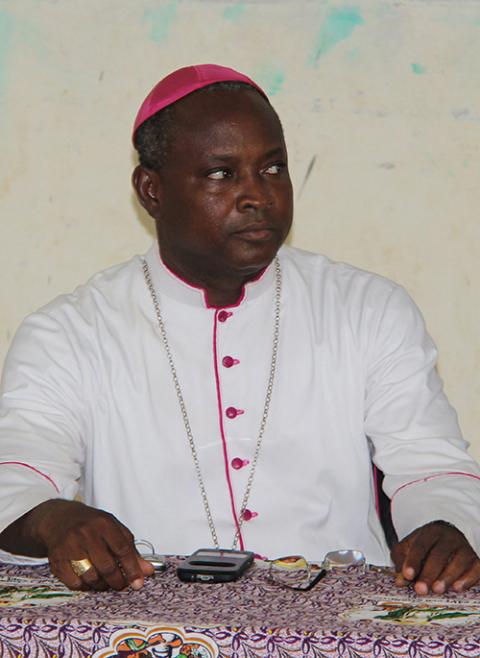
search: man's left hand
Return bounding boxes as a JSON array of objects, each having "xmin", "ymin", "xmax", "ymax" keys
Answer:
[{"xmin": 391, "ymin": 521, "xmax": 480, "ymax": 595}]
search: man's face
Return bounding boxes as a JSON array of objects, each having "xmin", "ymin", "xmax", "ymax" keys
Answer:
[{"xmin": 146, "ymin": 88, "xmax": 293, "ymax": 284}]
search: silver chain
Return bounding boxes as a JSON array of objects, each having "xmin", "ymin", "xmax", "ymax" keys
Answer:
[{"xmin": 142, "ymin": 257, "xmax": 282, "ymax": 550}]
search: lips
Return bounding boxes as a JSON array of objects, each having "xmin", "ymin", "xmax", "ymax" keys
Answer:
[{"xmin": 233, "ymin": 225, "xmax": 276, "ymax": 241}]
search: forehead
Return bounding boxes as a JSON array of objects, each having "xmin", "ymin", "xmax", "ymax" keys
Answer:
[{"xmin": 170, "ymin": 88, "xmax": 284, "ymax": 153}]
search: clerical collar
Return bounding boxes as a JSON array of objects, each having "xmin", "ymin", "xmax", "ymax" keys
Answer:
[{"xmin": 142, "ymin": 242, "xmax": 276, "ymax": 309}]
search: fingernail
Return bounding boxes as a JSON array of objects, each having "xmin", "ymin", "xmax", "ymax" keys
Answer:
[
  {"xmin": 404, "ymin": 567, "xmax": 415, "ymax": 580},
  {"xmin": 432, "ymin": 580, "xmax": 445, "ymax": 594},
  {"xmin": 415, "ymin": 582, "xmax": 428, "ymax": 596},
  {"xmin": 131, "ymin": 578, "xmax": 144, "ymax": 590},
  {"xmin": 453, "ymin": 580, "xmax": 464, "ymax": 592}
]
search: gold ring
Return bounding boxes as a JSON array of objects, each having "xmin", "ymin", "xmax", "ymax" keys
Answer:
[{"xmin": 70, "ymin": 558, "xmax": 93, "ymax": 577}]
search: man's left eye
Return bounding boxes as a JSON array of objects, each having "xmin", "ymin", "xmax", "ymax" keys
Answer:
[
  {"xmin": 265, "ymin": 164, "xmax": 284, "ymax": 175},
  {"xmin": 207, "ymin": 169, "xmax": 231, "ymax": 180}
]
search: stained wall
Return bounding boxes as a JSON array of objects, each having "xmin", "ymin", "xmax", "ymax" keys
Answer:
[{"xmin": 1, "ymin": 0, "xmax": 479, "ymax": 456}]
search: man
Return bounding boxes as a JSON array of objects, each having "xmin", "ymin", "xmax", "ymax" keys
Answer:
[{"xmin": 1, "ymin": 64, "xmax": 479, "ymax": 595}]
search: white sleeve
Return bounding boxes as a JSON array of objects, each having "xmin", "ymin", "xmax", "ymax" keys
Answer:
[
  {"xmin": 0, "ymin": 309, "xmax": 87, "ymax": 544},
  {"xmin": 364, "ymin": 285, "xmax": 480, "ymax": 554}
]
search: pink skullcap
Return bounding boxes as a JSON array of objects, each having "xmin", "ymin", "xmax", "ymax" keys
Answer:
[{"xmin": 133, "ymin": 63, "xmax": 268, "ymax": 142}]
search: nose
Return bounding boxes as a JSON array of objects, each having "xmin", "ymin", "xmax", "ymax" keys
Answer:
[{"xmin": 236, "ymin": 173, "xmax": 272, "ymax": 213}]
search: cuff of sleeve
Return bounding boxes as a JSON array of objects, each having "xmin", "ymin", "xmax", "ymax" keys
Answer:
[
  {"xmin": 0, "ymin": 548, "xmax": 49, "ymax": 566},
  {"xmin": 0, "ymin": 485, "xmax": 62, "ymax": 536},
  {"xmin": 391, "ymin": 474, "xmax": 480, "ymax": 556}
]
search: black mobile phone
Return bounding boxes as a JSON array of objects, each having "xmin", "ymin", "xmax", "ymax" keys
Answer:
[{"xmin": 176, "ymin": 548, "xmax": 254, "ymax": 583}]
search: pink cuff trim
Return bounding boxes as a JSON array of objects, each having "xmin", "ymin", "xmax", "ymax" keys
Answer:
[
  {"xmin": 390, "ymin": 471, "xmax": 480, "ymax": 517},
  {"xmin": 0, "ymin": 461, "xmax": 60, "ymax": 494},
  {"xmin": 392, "ymin": 471, "xmax": 480, "ymax": 500}
]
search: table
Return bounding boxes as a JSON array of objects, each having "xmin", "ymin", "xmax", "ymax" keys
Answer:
[{"xmin": 1, "ymin": 558, "xmax": 480, "ymax": 657}]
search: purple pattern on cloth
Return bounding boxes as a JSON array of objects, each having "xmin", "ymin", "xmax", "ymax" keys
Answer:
[{"xmin": 1, "ymin": 559, "xmax": 480, "ymax": 657}]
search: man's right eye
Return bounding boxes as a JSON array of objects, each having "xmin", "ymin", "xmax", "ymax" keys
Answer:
[{"xmin": 207, "ymin": 169, "xmax": 231, "ymax": 180}]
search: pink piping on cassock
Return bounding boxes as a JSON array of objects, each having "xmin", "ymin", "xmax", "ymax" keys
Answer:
[
  {"xmin": 0, "ymin": 461, "xmax": 60, "ymax": 493},
  {"xmin": 213, "ymin": 311, "xmax": 244, "ymax": 549},
  {"xmin": 158, "ymin": 249, "xmax": 272, "ymax": 544}
]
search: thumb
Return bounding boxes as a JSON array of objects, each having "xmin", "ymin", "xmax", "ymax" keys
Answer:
[
  {"xmin": 139, "ymin": 556, "xmax": 156, "ymax": 576},
  {"xmin": 391, "ymin": 540, "xmax": 412, "ymax": 587}
]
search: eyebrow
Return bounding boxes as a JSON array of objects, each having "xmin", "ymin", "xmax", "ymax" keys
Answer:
[{"xmin": 202, "ymin": 146, "xmax": 286, "ymax": 163}]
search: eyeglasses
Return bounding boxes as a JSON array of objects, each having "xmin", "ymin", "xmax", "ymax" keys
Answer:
[{"xmin": 267, "ymin": 549, "xmax": 366, "ymax": 591}]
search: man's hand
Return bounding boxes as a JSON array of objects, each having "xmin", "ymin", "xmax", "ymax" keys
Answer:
[
  {"xmin": 391, "ymin": 521, "xmax": 480, "ymax": 595},
  {"xmin": 4, "ymin": 499, "xmax": 154, "ymax": 591}
]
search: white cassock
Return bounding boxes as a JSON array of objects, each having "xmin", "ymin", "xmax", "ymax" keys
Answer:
[{"xmin": 1, "ymin": 243, "xmax": 480, "ymax": 565}]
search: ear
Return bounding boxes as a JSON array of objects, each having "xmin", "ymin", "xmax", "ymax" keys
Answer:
[{"xmin": 132, "ymin": 165, "xmax": 163, "ymax": 218}]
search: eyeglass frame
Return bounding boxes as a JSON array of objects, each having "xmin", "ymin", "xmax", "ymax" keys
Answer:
[
  {"xmin": 135, "ymin": 539, "xmax": 167, "ymax": 572},
  {"xmin": 266, "ymin": 549, "xmax": 367, "ymax": 592}
]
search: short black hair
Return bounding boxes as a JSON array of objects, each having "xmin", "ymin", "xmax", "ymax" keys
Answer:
[{"xmin": 134, "ymin": 81, "xmax": 282, "ymax": 171}]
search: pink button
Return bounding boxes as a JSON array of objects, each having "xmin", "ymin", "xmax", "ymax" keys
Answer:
[
  {"xmin": 231, "ymin": 457, "xmax": 250, "ymax": 470},
  {"xmin": 242, "ymin": 509, "xmax": 258, "ymax": 521},
  {"xmin": 222, "ymin": 356, "xmax": 239, "ymax": 368},
  {"xmin": 218, "ymin": 310, "xmax": 232, "ymax": 322},
  {"xmin": 226, "ymin": 406, "xmax": 244, "ymax": 419}
]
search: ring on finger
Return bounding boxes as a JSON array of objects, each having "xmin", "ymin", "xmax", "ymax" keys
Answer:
[{"xmin": 70, "ymin": 558, "xmax": 94, "ymax": 577}]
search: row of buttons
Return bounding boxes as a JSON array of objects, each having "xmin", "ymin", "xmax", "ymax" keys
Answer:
[
  {"xmin": 219, "ymin": 313, "xmax": 241, "ymax": 421},
  {"xmin": 218, "ymin": 308, "xmax": 258, "ymax": 523}
]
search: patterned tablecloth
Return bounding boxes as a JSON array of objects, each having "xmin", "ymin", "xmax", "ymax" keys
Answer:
[{"xmin": 1, "ymin": 558, "xmax": 480, "ymax": 657}]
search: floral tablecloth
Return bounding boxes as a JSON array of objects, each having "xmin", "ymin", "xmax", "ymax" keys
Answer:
[{"xmin": 1, "ymin": 558, "xmax": 480, "ymax": 657}]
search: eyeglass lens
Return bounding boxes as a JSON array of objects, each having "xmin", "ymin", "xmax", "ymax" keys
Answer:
[
  {"xmin": 268, "ymin": 556, "xmax": 326, "ymax": 591},
  {"xmin": 323, "ymin": 549, "xmax": 366, "ymax": 572}
]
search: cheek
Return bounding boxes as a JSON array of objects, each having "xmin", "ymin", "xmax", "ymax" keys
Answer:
[
  {"xmin": 182, "ymin": 203, "xmax": 231, "ymax": 245},
  {"xmin": 276, "ymin": 186, "xmax": 294, "ymax": 221},
  {"xmin": 170, "ymin": 194, "xmax": 223, "ymax": 230},
  {"xmin": 200, "ymin": 195, "xmax": 235, "ymax": 227}
]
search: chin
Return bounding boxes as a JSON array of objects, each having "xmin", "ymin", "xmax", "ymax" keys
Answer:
[{"xmin": 229, "ymin": 243, "xmax": 281, "ymax": 276}]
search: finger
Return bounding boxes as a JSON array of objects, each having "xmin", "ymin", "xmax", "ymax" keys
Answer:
[
  {"xmin": 400, "ymin": 530, "xmax": 438, "ymax": 583},
  {"xmin": 104, "ymin": 525, "xmax": 145, "ymax": 590},
  {"xmin": 81, "ymin": 542, "xmax": 127, "ymax": 591},
  {"xmin": 412, "ymin": 541, "xmax": 456, "ymax": 595},
  {"xmin": 431, "ymin": 549, "xmax": 477, "ymax": 594},
  {"xmin": 51, "ymin": 525, "xmax": 126, "ymax": 592},
  {"xmin": 65, "ymin": 546, "xmax": 110, "ymax": 591},
  {"xmin": 77, "ymin": 560, "xmax": 110, "ymax": 591},
  {"xmin": 77, "ymin": 515, "xmax": 144, "ymax": 590},
  {"xmin": 49, "ymin": 549, "xmax": 107, "ymax": 591},
  {"xmin": 77, "ymin": 536, "xmax": 142, "ymax": 590},
  {"xmin": 49, "ymin": 554, "xmax": 87, "ymax": 591},
  {"xmin": 452, "ymin": 558, "xmax": 480, "ymax": 592}
]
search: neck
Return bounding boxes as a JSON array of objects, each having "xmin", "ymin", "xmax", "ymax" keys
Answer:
[
  {"xmin": 204, "ymin": 285, "xmax": 244, "ymax": 308},
  {"xmin": 159, "ymin": 251, "xmax": 266, "ymax": 308}
]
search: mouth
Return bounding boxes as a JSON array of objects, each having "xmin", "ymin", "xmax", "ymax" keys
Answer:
[{"xmin": 233, "ymin": 226, "xmax": 276, "ymax": 242}]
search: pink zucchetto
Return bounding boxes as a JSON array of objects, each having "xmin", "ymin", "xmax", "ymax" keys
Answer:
[{"xmin": 132, "ymin": 64, "xmax": 268, "ymax": 142}]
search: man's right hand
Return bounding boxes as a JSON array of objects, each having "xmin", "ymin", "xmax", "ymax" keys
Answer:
[{"xmin": 0, "ymin": 499, "xmax": 154, "ymax": 591}]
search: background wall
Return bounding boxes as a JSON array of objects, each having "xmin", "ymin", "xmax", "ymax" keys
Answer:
[{"xmin": 1, "ymin": 0, "xmax": 479, "ymax": 456}]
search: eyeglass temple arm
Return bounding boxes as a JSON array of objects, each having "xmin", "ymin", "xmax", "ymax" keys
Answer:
[{"xmin": 292, "ymin": 568, "xmax": 327, "ymax": 591}]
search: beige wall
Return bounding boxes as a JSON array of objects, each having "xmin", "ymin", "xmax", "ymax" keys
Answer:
[{"xmin": 1, "ymin": 1, "xmax": 479, "ymax": 456}]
